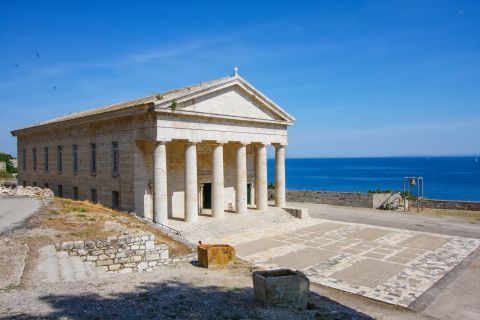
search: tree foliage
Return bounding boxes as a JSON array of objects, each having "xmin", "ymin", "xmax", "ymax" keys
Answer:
[{"xmin": 0, "ymin": 152, "xmax": 17, "ymax": 174}]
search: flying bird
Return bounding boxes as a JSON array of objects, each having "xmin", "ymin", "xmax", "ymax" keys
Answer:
[
  {"xmin": 35, "ymin": 52, "xmax": 40, "ymax": 58},
  {"xmin": 53, "ymin": 85, "xmax": 56, "ymax": 90},
  {"xmin": 14, "ymin": 64, "xmax": 20, "ymax": 67}
]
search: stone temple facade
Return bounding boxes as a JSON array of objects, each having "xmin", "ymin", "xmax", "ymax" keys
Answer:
[{"xmin": 11, "ymin": 74, "xmax": 295, "ymax": 225}]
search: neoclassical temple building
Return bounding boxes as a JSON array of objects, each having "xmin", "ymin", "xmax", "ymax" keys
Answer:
[{"xmin": 12, "ymin": 73, "xmax": 295, "ymax": 225}]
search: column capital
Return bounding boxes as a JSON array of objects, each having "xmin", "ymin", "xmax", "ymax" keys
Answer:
[
  {"xmin": 186, "ymin": 140, "xmax": 200, "ymax": 145},
  {"xmin": 251, "ymin": 142, "xmax": 266, "ymax": 147},
  {"xmin": 155, "ymin": 140, "xmax": 170, "ymax": 145},
  {"xmin": 272, "ymin": 143, "xmax": 287, "ymax": 148}
]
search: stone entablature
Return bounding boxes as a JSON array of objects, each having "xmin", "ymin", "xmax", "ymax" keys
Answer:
[{"xmin": 55, "ymin": 233, "xmax": 170, "ymax": 273}]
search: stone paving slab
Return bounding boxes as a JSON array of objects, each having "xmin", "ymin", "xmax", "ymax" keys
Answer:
[{"xmin": 233, "ymin": 218, "xmax": 480, "ymax": 307}]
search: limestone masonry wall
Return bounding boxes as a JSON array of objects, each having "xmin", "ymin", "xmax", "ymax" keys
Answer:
[
  {"xmin": 55, "ymin": 233, "xmax": 170, "ymax": 274},
  {"xmin": 271, "ymin": 190, "xmax": 373, "ymax": 208},
  {"xmin": 268, "ymin": 189, "xmax": 480, "ymax": 211},
  {"xmin": 416, "ymin": 199, "xmax": 480, "ymax": 211}
]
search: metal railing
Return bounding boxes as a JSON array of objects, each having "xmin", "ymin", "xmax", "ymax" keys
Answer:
[{"xmin": 142, "ymin": 216, "xmax": 182, "ymax": 237}]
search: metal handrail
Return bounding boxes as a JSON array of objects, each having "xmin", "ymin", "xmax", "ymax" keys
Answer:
[{"xmin": 142, "ymin": 217, "xmax": 182, "ymax": 236}]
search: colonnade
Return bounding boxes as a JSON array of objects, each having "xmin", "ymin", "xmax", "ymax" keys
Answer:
[{"xmin": 153, "ymin": 141, "xmax": 286, "ymax": 225}]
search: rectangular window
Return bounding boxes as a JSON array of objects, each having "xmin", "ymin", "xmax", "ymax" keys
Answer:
[
  {"xmin": 57, "ymin": 146, "xmax": 62, "ymax": 172},
  {"xmin": 90, "ymin": 143, "xmax": 96, "ymax": 173},
  {"xmin": 44, "ymin": 183, "xmax": 49, "ymax": 188},
  {"xmin": 33, "ymin": 182, "xmax": 37, "ymax": 187},
  {"xmin": 44, "ymin": 147, "xmax": 49, "ymax": 171},
  {"xmin": 73, "ymin": 186, "xmax": 79, "ymax": 200},
  {"xmin": 23, "ymin": 181, "xmax": 26, "ymax": 187},
  {"xmin": 32, "ymin": 148, "xmax": 37, "ymax": 170},
  {"xmin": 57, "ymin": 185, "xmax": 63, "ymax": 197},
  {"xmin": 112, "ymin": 142, "xmax": 119, "ymax": 175},
  {"xmin": 112, "ymin": 191, "xmax": 120, "ymax": 209},
  {"xmin": 90, "ymin": 188, "xmax": 97, "ymax": 203},
  {"xmin": 72, "ymin": 145, "xmax": 78, "ymax": 173},
  {"xmin": 22, "ymin": 148, "xmax": 26, "ymax": 170}
]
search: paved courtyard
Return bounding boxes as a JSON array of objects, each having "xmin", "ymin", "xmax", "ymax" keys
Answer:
[{"xmin": 233, "ymin": 218, "xmax": 480, "ymax": 307}]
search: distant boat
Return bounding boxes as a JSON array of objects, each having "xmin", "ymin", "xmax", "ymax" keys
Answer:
[{"xmin": 476, "ymin": 158, "xmax": 478, "ymax": 163}]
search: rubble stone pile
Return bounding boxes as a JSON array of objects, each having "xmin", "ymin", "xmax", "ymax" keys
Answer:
[{"xmin": 0, "ymin": 185, "xmax": 54, "ymax": 198}]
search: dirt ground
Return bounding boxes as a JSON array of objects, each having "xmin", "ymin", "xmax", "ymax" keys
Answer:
[
  {"xmin": 14, "ymin": 198, "xmax": 191, "ymax": 256},
  {"xmin": 415, "ymin": 207, "xmax": 480, "ymax": 224},
  {"xmin": 0, "ymin": 259, "xmax": 388, "ymax": 320},
  {"xmin": 0, "ymin": 198, "xmax": 376, "ymax": 319}
]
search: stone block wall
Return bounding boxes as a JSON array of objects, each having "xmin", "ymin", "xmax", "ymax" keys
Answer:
[
  {"xmin": 277, "ymin": 190, "xmax": 373, "ymax": 208},
  {"xmin": 268, "ymin": 189, "xmax": 400, "ymax": 209},
  {"xmin": 416, "ymin": 199, "xmax": 480, "ymax": 211},
  {"xmin": 16, "ymin": 115, "xmax": 153, "ymax": 212},
  {"xmin": 55, "ymin": 233, "xmax": 169, "ymax": 274}
]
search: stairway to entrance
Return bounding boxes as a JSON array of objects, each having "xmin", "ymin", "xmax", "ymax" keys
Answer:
[{"xmin": 169, "ymin": 206, "xmax": 318, "ymax": 245}]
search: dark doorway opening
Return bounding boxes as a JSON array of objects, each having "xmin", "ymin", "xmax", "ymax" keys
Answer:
[
  {"xmin": 247, "ymin": 183, "xmax": 252, "ymax": 205},
  {"xmin": 203, "ymin": 183, "xmax": 212, "ymax": 209}
]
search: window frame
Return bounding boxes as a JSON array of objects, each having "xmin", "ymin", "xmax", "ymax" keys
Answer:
[
  {"xmin": 111, "ymin": 141, "xmax": 119, "ymax": 176},
  {"xmin": 72, "ymin": 144, "xmax": 78, "ymax": 173},
  {"xmin": 44, "ymin": 147, "xmax": 49, "ymax": 172},
  {"xmin": 32, "ymin": 148, "xmax": 37, "ymax": 170},
  {"xmin": 22, "ymin": 148, "xmax": 26, "ymax": 170},
  {"xmin": 112, "ymin": 191, "xmax": 120, "ymax": 209},
  {"xmin": 90, "ymin": 143, "xmax": 96, "ymax": 174},
  {"xmin": 90, "ymin": 188, "xmax": 97, "ymax": 203},
  {"xmin": 57, "ymin": 145, "xmax": 62, "ymax": 173},
  {"xmin": 73, "ymin": 186, "xmax": 79, "ymax": 200}
]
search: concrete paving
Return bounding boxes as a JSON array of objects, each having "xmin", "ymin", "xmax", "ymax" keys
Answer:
[
  {"xmin": 290, "ymin": 201, "xmax": 480, "ymax": 239},
  {"xmin": 410, "ymin": 246, "xmax": 480, "ymax": 320},
  {"xmin": 288, "ymin": 202, "xmax": 480, "ymax": 320},
  {"xmin": 0, "ymin": 195, "xmax": 40, "ymax": 234},
  {"xmin": 176, "ymin": 202, "xmax": 480, "ymax": 315},
  {"xmin": 235, "ymin": 218, "xmax": 479, "ymax": 307},
  {"xmin": 34, "ymin": 245, "xmax": 106, "ymax": 283}
]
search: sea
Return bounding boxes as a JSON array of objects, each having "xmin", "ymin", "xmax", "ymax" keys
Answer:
[{"xmin": 267, "ymin": 156, "xmax": 480, "ymax": 202}]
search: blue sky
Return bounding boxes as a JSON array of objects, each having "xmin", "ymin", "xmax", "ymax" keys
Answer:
[{"xmin": 1, "ymin": 0, "xmax": 479, "ymax": 158}]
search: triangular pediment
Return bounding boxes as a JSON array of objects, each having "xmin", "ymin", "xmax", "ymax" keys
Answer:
[
  {"xmin": 154, "ymin": 76, "xmax": 295, "ymax": 123},
  {"xmin": 179, "ymin": 85, "xmax": 282, "ymax": 121}
]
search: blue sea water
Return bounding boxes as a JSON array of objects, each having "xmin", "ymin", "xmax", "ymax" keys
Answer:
[{"xmin": 267, "ymin": 157, "xmax": 480, "ymax": 202}]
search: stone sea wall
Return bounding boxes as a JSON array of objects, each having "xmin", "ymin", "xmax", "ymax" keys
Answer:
[
  {"xmin": 55, "ymin": 233, "xmax": 170, "ymax": 274},
  {"xmin": 416, "ymin": 199, "xmax": 480, "ymax": 211},
  {"xmin": 269, "ymin": 189, "xmax": 376, "ymax": 208},
  {"xmin": 268, "ymin": 189, "xmax": 480, "ymax": 211}
]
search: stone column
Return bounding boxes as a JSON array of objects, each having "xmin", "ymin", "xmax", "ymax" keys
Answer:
[
  {"xmin": 212, "ymin": 143, "xmax": 224, "ymax": 218},
  {"xmin": 275, "ymin": 145, "xmax": 286, "ymax": 208},
  {"xmin": 185, "ymin": 142, "xmax": 198, "ymax": 223},
  {"xmin": 235, "ymin": 143, "xmax": 247, "ymax": 214},
  {"xmin": 256, "ymin": 144, "xmax": 268, "ymax": 211},
  {"xmin": 153, "ymin": 141, "xmax": 168, "ymax": 225}
]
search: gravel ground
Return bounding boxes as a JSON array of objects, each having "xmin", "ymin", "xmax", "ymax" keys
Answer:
[{"xmin": 0, "ymin": 261, "xmax": 372, "ymax": 320}]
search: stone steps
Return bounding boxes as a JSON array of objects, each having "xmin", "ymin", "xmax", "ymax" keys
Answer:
[{"xmin": 176, "ymin": 207, "xmax": 302, "ymax": 244}]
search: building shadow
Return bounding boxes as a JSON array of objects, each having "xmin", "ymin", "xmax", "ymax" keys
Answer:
[{"xmin": 4, "ymin": 280, "xmax": 373, "ymax": 320}]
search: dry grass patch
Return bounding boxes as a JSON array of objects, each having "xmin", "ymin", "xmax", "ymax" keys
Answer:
[
  {"xmin": 27, "ymin": 198, "xmax": 191, "ymax": 256},
  {"xmin": 414, "ymin": 208, "xmax": 480, "ymax": 224}
]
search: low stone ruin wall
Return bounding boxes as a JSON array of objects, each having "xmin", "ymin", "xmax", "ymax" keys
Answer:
[
  {"xmin": 268, "ymin": 189, "xmax": 399, "ymax": 209},
  {"xmin": 269, "ymin": 189, "xmax": 373, "ymax": 208},
  {"xmin": 416, "ymin": 199, "xmax": 480, "ymax": 211},
  {"xmin": 55, "ymin": 233, "xmax": 170, "ymax": 274},
  {"xmin": 0, "ymin": 185, "xmax": 54, "ymax": 198}
]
